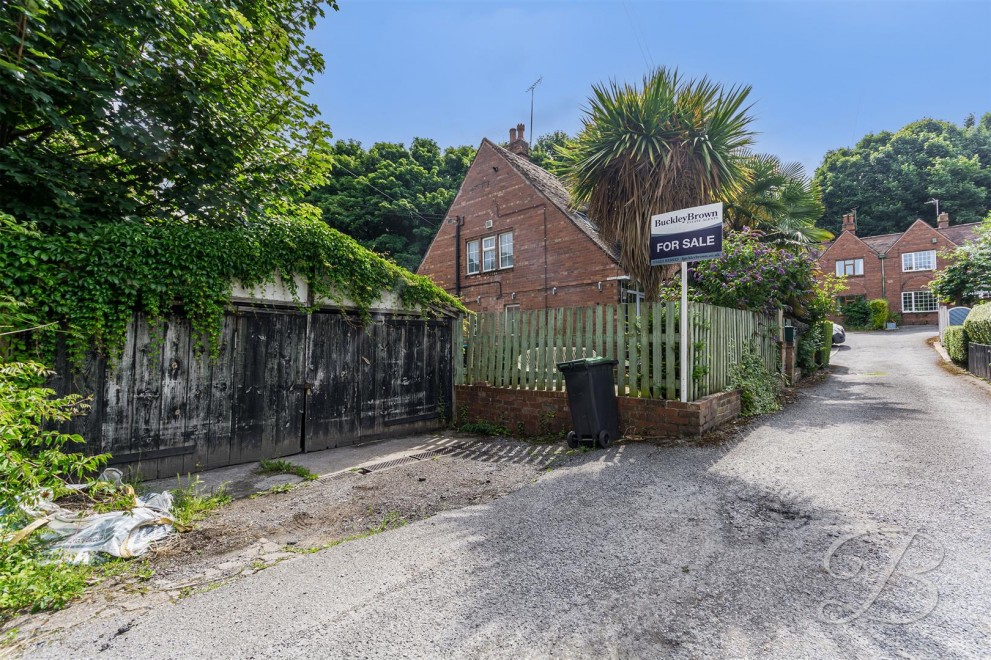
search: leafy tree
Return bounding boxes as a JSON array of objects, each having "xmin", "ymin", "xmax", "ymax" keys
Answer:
[
  {"xmin": 529, "ymin": 130, "xmax": 571, "ymax": 173},
  {"xmin": 815, "ymin": 115, "xmax": 991, "ymax": 236},
  {"xmin": 723, "ymin": 153, "xmax": 830, "ymax": 246},
  {"xmin": 559, "ymin": 68, "xmax": 755, "ymax": 297},
  {"xmin": 0, "ymin": 0, "xmax": 335, "ymax": 229},
  {"xmin": 930, "ymin": 212, "xmax": 991, "ymax": 305},
  {"xmin": 306, "ymin": 138, "xmax": 475, "ymax": 271}
]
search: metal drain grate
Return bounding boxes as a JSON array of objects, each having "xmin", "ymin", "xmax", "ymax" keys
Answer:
[{"xmin": 337, "ymin": 442, "xmax": 477, "ymax": 477}]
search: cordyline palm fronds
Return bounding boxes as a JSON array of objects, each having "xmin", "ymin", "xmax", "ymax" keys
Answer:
[
  {"xmin": 560, "ymin": 68, "xmax": 755, "ymax": 297},
  {"xmin": 723, "ymin": 152, "xmax": 832, "ymax": 246}
]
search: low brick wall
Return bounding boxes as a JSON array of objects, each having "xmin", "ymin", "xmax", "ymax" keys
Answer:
[{"xmin": 454, "ymin": 385, "xmax": 740, "ymax": 439}]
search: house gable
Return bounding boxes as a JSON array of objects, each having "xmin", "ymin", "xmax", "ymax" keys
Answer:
[
  {"xmin": 817, "ymin": 230, "xmax": 883, "ymax": 303},
  {"xmin": 417, "ymin": 138, "xmax": 624, "ymax": 313},
  {"xmin": 817, "ymin": 229, "xmax": 883, "ymax": 263},
  {"xmin": 885, "ymin": 219, "xmax": 950, "ymax": 257}
]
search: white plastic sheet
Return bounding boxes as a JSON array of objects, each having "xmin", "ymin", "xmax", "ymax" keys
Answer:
[{"xmin": 12, "ymin": 470, "xmax": 177, "ymax": 564}]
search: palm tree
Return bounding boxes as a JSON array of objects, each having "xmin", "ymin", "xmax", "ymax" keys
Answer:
[
  {"xmin": 723, "ymin": 152, "xmax": 832, "ymax": 246},
  {"xmin": 559, "ymin": 68, "xmax": 755, "ymax": 297}
]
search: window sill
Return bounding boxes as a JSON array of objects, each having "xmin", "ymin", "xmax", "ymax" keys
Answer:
[{"xmin": 466, "ymin": 266, "xmax": 514, "ymax": 276}]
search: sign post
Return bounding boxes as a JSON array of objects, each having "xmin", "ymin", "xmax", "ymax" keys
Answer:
[{"xmin": 649, "ymin": 202, "xmax": 724, "ymax": 402}]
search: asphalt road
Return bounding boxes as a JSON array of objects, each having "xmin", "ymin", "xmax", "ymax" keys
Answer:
[{"xmin": 30, "ymin": 326, "xmax": 991, "ymax": 658}]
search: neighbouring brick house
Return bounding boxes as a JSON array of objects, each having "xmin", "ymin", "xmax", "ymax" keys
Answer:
[
  {"xmin": 417, "ymin": 124, "xmax": 634, "ymax": 315},
  {"xmin": 817, "ymin": 211, "xmax": 981, "ymax": 325}
]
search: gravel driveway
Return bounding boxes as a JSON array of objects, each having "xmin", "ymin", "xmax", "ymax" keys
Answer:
[{"xmin": 26, "ymin": 326, "xmax": 991, "ymax": 658}]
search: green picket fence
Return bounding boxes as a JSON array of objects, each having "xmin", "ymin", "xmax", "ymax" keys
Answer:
[{"xmin": 455, "ymin": 302, "xmax": 782, "ymax": 401}]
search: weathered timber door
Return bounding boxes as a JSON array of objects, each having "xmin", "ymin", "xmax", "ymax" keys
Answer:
[
  {"xmin": 304, "ymin": 312, "xmax": 361, "ymax": 450},
  {"xmin": 304, "ymin": 313, "xmax": 453, "ymax": 451},
  {"xmin": 54, "ymin": 309, "xmax": 454, "ymax": 478},
  {"xmin": 230, "ymin": 309, "xmax": 307, "ymax": 463}
]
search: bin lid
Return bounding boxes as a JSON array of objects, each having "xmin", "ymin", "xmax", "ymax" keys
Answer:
[{"xmin": 555, "ymin": 357, "xmax": 618, "ymax": 371}]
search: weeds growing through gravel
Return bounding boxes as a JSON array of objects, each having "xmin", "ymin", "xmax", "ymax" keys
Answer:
[
  {"xmin": 729, "ymin": 347, "xmax": 783, "ymax": 416},
  {"xmin": 256, "ymin": 459, "xmax": 318, "ymax": 481},
  {"xmin": 251, "ymin": 483, "xmax": 294, "ymax": 498},
  {"xmin": 457, "ymin": 420, "xmax": 510, "ymax": 436},
  {"xmin": 171, "ymin": 478, "xmax": 232, "ymax": 527}
]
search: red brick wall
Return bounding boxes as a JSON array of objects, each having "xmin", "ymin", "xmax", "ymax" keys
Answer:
[
  {"xmin": 817, "ymin": 231, "xmax": 884, "ymax": 313},
  {"xmin": 417, "ymin": 140, "xmax": 625, "ymax": 314},
  {"xmin": 454, "ymin": 385, "xmax": 740, "ymax": 439},
  {"xmin": 884, "ymin": 220, "xmax": 958, "ymax": 325},
  {"xmin": 817, "ymin": 220, "xmax": 959, "ymax": 326}
]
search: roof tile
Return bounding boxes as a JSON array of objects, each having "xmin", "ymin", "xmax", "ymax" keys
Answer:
[{"xmin": 485, "ymin": 140, "xmax": 620, "ymax": 262}]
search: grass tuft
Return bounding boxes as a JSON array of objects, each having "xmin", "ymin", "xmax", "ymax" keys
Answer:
[
  {"xmin": 256, "ymin": 458, "xmax": 318, "ymax": 481},
  {"xmin": 171, "ymin": 478, "xmax": 232, "ymax": 527}
]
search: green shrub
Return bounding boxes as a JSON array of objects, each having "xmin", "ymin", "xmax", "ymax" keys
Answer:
[
  {"xmin": 868, "ymin": 299, "xmax": 889, "ymax": 330},
  {"xmin": 0, "ymin": 361, "xmax": 108, "ymax": 511},
  {"xmin": 797, "ymin": 323, "xmax": 822, "ymax": 373},
  {"xmin": 943, "ymin": 326, "xmax": 969, "ymax": 364},
  {"xmin": 963, "ymin": 304, "xmax": 991, "ymax": 346},
  {"xmin": 0, "ymin": 361, "xmax": 109, "ymax": 620},
  {"xmin": 818, "ymin": 320, "xmax": 833, "ymax": 367},
  {"xmin": 729, "ymin": 347, "xmax": 782, "ymax": 416},
  {"xmin": 0, "ymin": 541, "xmax": 92, "ymax": 622},
  {"xmin": 841, "ymin": 298, "xmax": 871, "ymax": 328}
]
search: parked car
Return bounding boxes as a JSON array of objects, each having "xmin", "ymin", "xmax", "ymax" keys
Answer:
[{"xmin": 832, "ymin": 323, "xmax": 846, "ymax": 344}]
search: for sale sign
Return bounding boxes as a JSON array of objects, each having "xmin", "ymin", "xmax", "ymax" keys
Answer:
[{"xmin": 649, "ymin": 202, "xmax": 724, "ymax": 266}]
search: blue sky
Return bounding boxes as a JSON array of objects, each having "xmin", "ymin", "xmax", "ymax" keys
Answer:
[{"xmin": 308, "ymin": 0, "xmax": 991, "ymax": 174}]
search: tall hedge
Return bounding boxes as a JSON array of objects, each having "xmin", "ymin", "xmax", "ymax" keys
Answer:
[
  {"xmin": 963, "ymin": 304, "xmax": 991, "ymax": 346},
  {"xmin": 943, "ymin": 326, "xmax": 968, "ymax": 364},
  {"xmin": 868, "ymin": 299, "xmax": 889, "ymax": 330}
]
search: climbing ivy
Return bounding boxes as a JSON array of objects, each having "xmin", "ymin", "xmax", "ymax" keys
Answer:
[{"xmin": 0, "ymin": 212, "xmax": 465, "ymax": 363}]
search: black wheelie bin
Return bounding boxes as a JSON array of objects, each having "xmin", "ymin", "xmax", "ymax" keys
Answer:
[{"xmin": 556, "ymin": 357, "xmax": 620, "ymax": 449}]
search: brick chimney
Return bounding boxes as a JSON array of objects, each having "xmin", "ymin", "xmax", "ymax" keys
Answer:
[
  {"xmin": 507, "ymin": 122, "xmax": 529, "ymax": 158},
  {"xmin": 937, "ymin": 211, "xmax": 950, "ymax": 229},
  {"xmin": 841, "ymin": 211, "xmax": 857, "ymax": 235}
]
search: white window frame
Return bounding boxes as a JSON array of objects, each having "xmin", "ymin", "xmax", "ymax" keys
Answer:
[
  {"xmin": 901, "ymin": 250, "xmax": 936, "ymax": 272},
  {"xmin": 481, "ymin": 236, "xmax": 497, "ymax": 272},
  {"xmin": 466, "ymin": 240, "xmax": 479, "ymax": 275},
  {"xmin": 498, "ymin": 231, "xmax": 514, "ymax": 269},
  {"xmin": 902, "ymin": 290, "xmax": 938, "ymax": 313},
  {"xmin": 835, "ymin": 258, "xmax": 864, "ymax": 277}
]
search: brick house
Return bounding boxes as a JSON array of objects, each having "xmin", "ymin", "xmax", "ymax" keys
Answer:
[
  {"xmin": 816, "ymin": 211, "xmax": 980, "ymax": 325},
  {"xmin": 417, "ymin": 124, "xmax": 632, "ymax": 316}
]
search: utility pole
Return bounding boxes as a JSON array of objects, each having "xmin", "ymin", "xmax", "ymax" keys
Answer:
[{"xmin": 526, "ymin": 76, "xmax": 543, "ymax": 146}]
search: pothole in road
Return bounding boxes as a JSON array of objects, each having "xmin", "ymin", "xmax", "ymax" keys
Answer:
[{"xmin": 719, "ymin": 484, "xmax": 816, "ymax": 541}]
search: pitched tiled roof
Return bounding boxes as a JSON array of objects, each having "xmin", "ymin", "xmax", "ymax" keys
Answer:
[
  {"xmin": 819, "ymin": 221, "xmax": 983, "ymax": 257},
  {"xmin": 485, "ymin": 139, "xmax": 621, "ymax": 263},
  {"xmin": 859, "ymin": 232, "xmax": 901, "ymax": 255},
  {"xmin": 938, "ymin": 222, "xmax": 982, "ymax": 246}
]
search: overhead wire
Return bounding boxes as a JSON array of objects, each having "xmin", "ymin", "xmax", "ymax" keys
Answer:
[{"xmin": 622, "ymin": 0, "xmax": 655, "ymax": 69}]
